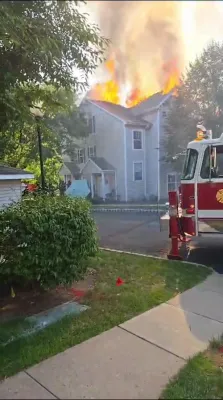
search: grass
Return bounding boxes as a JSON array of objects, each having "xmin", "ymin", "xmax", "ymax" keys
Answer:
[
  {"xmin": 0, "ymin": 250, "xmax": 210, "ymax": 380},
  {"xmin": 161, "ymin": 337, "xmax": 223, "ymax": 399},
  {"xmin": 0, "ymin": 318, "xmax": 34, "ymax": 346}
]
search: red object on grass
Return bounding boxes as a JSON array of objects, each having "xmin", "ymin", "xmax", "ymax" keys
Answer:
[
  {"xmin": 27, "ymin": 183, "xmax": 37, "ymax": 192},
  {"xmin": 70, "ymin": 288, "xmax": 85, "ymax": 299},
  {"xmin": 219, "ymin": 346, "xmax": 223, "ymax": 353},
  {"xmin": 116, "ymin": 277, "xmax": 124, "ymax": 286}
]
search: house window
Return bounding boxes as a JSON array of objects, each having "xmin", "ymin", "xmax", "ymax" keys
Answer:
[
  {"xmin": 70, "ymin": 151, "xmax": 78, "ymax": 163},
  {"xmin": 86, "ymin": 115, "xmax": 96, "ymax": 134},
  {"xmin": 88, "ymin": 145, "xmax": 96, "ymax": 158},
  {"xmin": 77, "ymin": 149, "xmax": 85, "ymax": 164},
  {"xmin": 167, "ymin": 173, "xmax": 177, "ymax": 192},
  {"xmin": 92, "ymin": 116, "xmax": 96, "ymax": 134},
  {"xmin": 133, "ymin": 130, "xmax": 142, "ymax": 149},
  {"xmin": 133, "ymin": 162, "xmax": 143, "ymax": 181}
]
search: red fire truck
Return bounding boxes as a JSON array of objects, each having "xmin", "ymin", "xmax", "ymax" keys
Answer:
[{"xmin": 164, "ymin": 124, "xmax": 223, "ymax": 259}]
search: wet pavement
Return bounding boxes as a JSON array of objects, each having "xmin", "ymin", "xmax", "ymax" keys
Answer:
[{"xmin": 93, "ymin": 212, "xmax": 223, "ymax": 273}]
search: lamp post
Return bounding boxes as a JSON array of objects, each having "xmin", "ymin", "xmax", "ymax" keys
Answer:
[{"xmin": 30, "ymin": 105, "xmax": 45, "ymax": 191}]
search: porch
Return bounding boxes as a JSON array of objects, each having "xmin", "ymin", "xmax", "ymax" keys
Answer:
[{"xmin": 81, "ymin": 157, "xmax": 117, "ymax": 201}]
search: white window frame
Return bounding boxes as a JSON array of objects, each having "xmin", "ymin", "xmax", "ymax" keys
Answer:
[
  {"xmin": 91, "ymin": 115, "xmax": 96, "ymax": 134},
  {"xmin": 71, "ymin": 151, "xmax": 78, "ymax": 163},
  {"xmin": 88, "ymin": 145, "xmax": 96, "ymax": 158},
  {"xmin": 77, "ymin": 148, "xmax": 85, "ymax": 164},
  {"xmin": 132, "ymin": 130, "xmax": 143, "ymax": 150},
  {"xmin": 133, "ymin": 161, "xmax": 143, "ymax": 181},
  {"xmin": 167, "ymin": 173, "xmax": 178, "ymax": 192},
  {"xmin": 86, "ymin": 114, "xmax": 96, "ymax": 135}
]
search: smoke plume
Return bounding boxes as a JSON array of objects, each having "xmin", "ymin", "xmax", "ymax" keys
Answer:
[
  {"xmin": 89, "ymin": 1, "xmax": 183, "ymax": 96},
  {"xmin": 87, "ymin": 1, "xmax": 223, "ymax": 103}
]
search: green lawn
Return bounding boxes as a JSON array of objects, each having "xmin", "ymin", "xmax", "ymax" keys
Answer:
[
  {"xmin": 0, "ymin": 250, "xmax": 210, "ymax": 380},
  {"xmin": 162, "ymin": 338, "xmax": 223, "ymax": 399}
]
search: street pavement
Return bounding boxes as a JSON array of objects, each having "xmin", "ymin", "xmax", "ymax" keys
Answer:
[
  {"xmin": 1, "ymin": 273, "xmax": 223, "ymax": 399},
  {"xmin": 93, "ymin": 212, "xmax": 170, "ymax": 257},
  {"xmin": 185, "ymin": 237, "xmax": 223, "ymax": 274},
  {"xmin": 93, "ymin": 212, "xmax": 223, "ymax": 273}
]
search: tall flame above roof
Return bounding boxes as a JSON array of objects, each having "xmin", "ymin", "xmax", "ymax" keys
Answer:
[{"xmin": 87, "ymin": 1, "xmax": 223, "ymax": 107}]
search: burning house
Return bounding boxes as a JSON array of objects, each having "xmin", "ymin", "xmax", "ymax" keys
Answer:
[
  {"xmin": 61, "ymin": 1, "xmax": 223, "ymax": 201},
  {"xmin": 60, "ymin": 1, "xmax": 184, "ymax": 202},
  {"xmin": 59, "ymin": 89, "xmax": 179, "ymax": 202}
]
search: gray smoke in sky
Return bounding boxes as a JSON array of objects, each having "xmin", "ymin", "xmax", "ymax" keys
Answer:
[{"xmin": 87, "ymin": 1, "xmax": 223, "ymax": 101}]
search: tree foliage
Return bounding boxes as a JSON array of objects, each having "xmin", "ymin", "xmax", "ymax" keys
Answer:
[
  {"xmin": 0, "ymin": 86, "xmax": 89, "ymax": 188},
  {"xmin": 0, "ymin": 1, "xmax": 108, "ymax": 183},
  {"xmin": 164, "ymin": 41, "xmax": 223, "ymax": 171},
  {"xmin": 0, "ymin": 0, "xmax": 107, "ymax": 130}
]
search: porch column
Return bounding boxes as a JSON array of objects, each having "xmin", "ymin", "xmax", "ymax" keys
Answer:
[
  {"xmin": 90, "ymin": 174, "xmax": 94, "ymax": 198},
  {"xmin": 114, "ymin": 170, "xmax": 118, "ymax": 200},
  {"xmin": 101, "ymin": 171, "xmax": 105, "ymax": 201}
]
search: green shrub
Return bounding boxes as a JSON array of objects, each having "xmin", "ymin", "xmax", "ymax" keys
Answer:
[{"xmin": 0, "ymin": 196, "xmax": 98, "ymax": 288}]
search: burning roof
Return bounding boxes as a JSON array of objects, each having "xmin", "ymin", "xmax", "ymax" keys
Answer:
[
  {"xmin": 87, "ymin": 1, "xmax": 223, "ymax": 108},
  {"xmin": 87, "ymin": 99, "xmax": 151, "ymax": 127},
  {"xmin": 87, "ymin": 1, "xmax": 182, "ymax": 107},
  {"xmin": 85, "ymin": 90, "xmax": 171, "ymax": 128},
  {"xmin": 89, "ymin": 57, "xmax": 179, "ymax": 108}
]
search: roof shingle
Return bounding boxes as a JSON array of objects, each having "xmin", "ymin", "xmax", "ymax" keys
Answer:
[
  {"xmin": 131, "ymin": 92, "xmax": 171, "ymax": 116},
  {"xmin": 0, "ymin": 164, "xmax": 33, "ymax": 176},
  {"xmin": 64, "ymin": 162, "xmax": 80, "ymax": 176},
  {"xmin": 90, "ymin": 157, "xmax": 115, "ymax": 171},
  {"xmin": 88, "ymin": 100, "xmax": 150, "ymax": 127}
]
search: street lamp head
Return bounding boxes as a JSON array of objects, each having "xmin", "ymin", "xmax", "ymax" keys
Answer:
[{"xmin": 30, "ymin": 105, "xmax": 44, "ymax": 119}]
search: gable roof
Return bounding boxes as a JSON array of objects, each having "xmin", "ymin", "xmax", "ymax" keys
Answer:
[
  {"xmin": 87, "ymin": 100, "xmax": 151, "ymax": 128},
  {"xmin": 0, "ymin": 164, "xmax": 34, "ymax": 180},
  {"xmin": 90, "ymin": 157, "xmax": 115, "ymax": 171},
  {"xmin": 64, "ymin": 162, "xmax": 80, "ymax": 176},
  {"xmin": 131, "ymin": 91, "xmax": 172, "ymax": 116}
]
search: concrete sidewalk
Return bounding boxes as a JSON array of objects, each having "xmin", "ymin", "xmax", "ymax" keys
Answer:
[{"xmin": 1, "ymin": 273, "xmax": 223, "ymax": 399}]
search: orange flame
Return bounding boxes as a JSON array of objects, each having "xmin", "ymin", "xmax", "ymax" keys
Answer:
[
  {"xmin": 162, "ymin": 60, "xmax": 180, "ymax": 95},
  {"xmin": 89, "ymin": 59, "xmax": 120, "ymax": 104},
  {"xmin": 126, "ymin": 88, "xmax": 152, "ymax": 108},
  {"xmin": 90, "ymin": 57, "xmax": 180, "ymax": 107}
]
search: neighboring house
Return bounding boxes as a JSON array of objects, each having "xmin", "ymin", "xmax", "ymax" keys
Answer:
[
  {"xmin": 0, "ymin": 165, "xmax": 34, "ymax": 209},
  {"xmin": 59, "ymin": 161, "xmax": 81, "ymax": 187},
  {"xmin": 60, "ymin": 91, "xmax": 180, "ymax": 202}
]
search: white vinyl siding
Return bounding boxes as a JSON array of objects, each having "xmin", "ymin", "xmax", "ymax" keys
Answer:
[
  {"xmin": 167, "ymin": 173, "xmax": 178, "ymax": 192},
  {"xmin": 0, "ymin": 180, "xmax": 22, "ymax": 209},
  {"xmin": 79, "ymin": 102, "xmax": 126, "ymax": 201}
]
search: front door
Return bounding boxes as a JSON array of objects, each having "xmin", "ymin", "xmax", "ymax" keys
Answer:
[
  {"xmin": 197, "ymin": 144, "xmax": 223, "ymax": 234},
  {"xmin": 95, "ymin": 174, "xmax": 102, "ymax": 197}
]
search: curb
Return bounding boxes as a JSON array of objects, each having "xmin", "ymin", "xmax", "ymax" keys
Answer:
[
  {"xmin": 99, "ymin": 247, "xmax": 214, "ymax": 273},
  {"xmin": 93, "ymin": 207, "xmax": 166, "ymax": 214}
]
